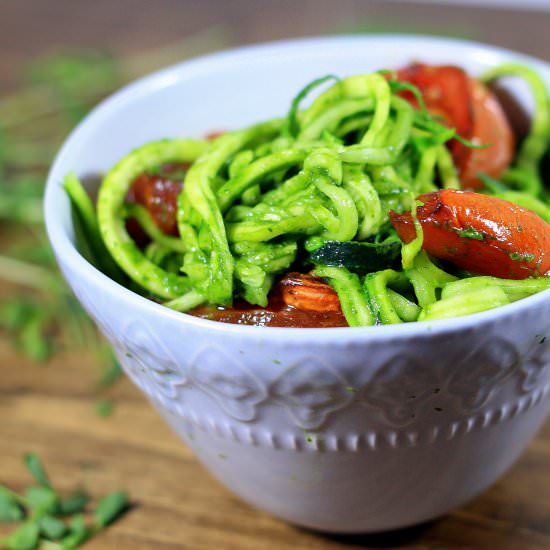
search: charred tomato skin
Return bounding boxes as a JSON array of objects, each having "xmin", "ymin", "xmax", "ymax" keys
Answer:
[
  {"xmin": 126, "ymin": 163, "xmax": 189, "ymax": 237},
  {"xmin": 390, "ymin": 189, "xmax": 550, "ymax": 279},
  {"xmin": 189, "ymin": 273, "xmax": 348, "ymax": 328},
  {"xmin": 395, "ymin": 64, "xmax": 514, "ymax": 186},
  {"xmin": 395, "ymin": 63, "xmax": 474, "ymax": 166},
  {"xmin": 459, "ymin": 80, "xmax": 515, "ymax": 189}
]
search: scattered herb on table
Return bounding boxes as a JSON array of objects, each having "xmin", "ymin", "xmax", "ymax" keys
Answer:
[
  {"xmin": 94, "ymin": 399, "xmax": 115, "ymax": 418},
  {"xmin": 0, "ymin": 453, "xmax": 129, "ymax": 549}
]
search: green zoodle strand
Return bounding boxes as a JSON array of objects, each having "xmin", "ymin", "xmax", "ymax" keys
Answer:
[{"xmin": 84, "ymin": 63, "xmax": 550, "ymax": 323}]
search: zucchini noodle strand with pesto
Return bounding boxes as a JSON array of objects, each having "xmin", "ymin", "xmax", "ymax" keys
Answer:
[{"xmin": 65, "ymin": 62, "xmax": 550, "ymax": 328}]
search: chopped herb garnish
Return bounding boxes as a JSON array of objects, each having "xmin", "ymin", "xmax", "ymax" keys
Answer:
[
  {"xmin": 95, "ymin": 399, "xmax": 115, "ymax": 418},
  {"xmin": 455, "ymin": 227, "xmax": 485, "ymax": 241},
  {"xmin": 509, "ymin": 251, "xmax": 535, "ymax": 262},
  {"xmin": 56, "ymin": 491, "xmax": 90, "ymax": 517},
  {"xmin": 37, "ymin": 515, "xmax": 67, "ymax": 540},
  {"xmin": 0, "ymin": 490, "xmax": 23, "ymax": 522},
  {"xmin": 0, "ymin": 453, "xmax": 129, "ymax": 549},
  {"xmin": 24, "ymin": 453, "xmax": 51, "ymax": 488},
  {"xmin": 5, "ymin": 521, "xmax": 40, "ymax": 550},
  {"xmin": 25, "ymin": 486, "xmax": 58, "ymax": 515},
  {"xmin": 93, "ymin": 492, "xmax": 129, "ymax": 528}
]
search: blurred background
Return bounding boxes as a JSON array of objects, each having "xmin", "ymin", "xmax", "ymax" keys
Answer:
[
  {"xmin": 3, "ymin": 0, "xmax": 550, "ymax": 94},
  {"xmin": 1, "ymin": 2, "xmax": 550, "ymax": 549}
]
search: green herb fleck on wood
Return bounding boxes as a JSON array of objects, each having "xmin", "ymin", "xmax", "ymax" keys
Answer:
[
  {"xmin": 0, "ymin": 453, "xmax": 129, "ymax": 550},
  {"xmin": 95, "ymin": 400, "xmax": 115, "ymax": 418}
]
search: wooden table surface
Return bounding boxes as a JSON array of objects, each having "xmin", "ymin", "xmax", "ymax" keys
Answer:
[{"xmin": 2, "ymin": 2, "xmax": 550, "ymax": 549}]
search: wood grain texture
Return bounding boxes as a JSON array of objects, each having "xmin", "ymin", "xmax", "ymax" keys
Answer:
[{"xmin": 1, "ymin": 1, "xmax": 550, "ymax": 548}]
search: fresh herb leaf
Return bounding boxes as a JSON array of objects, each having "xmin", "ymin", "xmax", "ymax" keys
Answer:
[
  {"xmin": 0, "ymin": 453, "xmax": 129, "ymax": 549},
  {"xmin": 387, "ymin": 79, "xmax": 428, "ymax": 112},
  {"xmin": 60, "ymin": 515, "xmax": 89, "ymax": 549},
  {"xmin": 93, "ymin": 491, "xmax": 129, "ymax": 528},
  {"xmin": 5, "ymin": 521, "xmax": 39, "ymax": 550},
  {"xmin": 0, "ymin": 490, "xmax": 23, "ymax": 522},
  {"xmin": 24, "ymin": 487, "xmax": 57, "ymax": 516},
  {"xmin": 510, "ymin": 251, "xmax": 535, "ymax": 262},
  {"xmin": 56, "ymin": 491, "xmax": 89, "ymax": 517},
  {"xmin": 456, "ymin": 227, "xmax": 485, "ymax": 241},
  {"xmin": 23, "ymin": 454, "xmax": 51, "ymax": 488},
  {"xmin": 38, "ymin": 515, "xmax": 67, "ymax": 540},
  {"xmin": 95, "ymin": 400, "xmax": 114, "ymax": 418},
  {"xmin": 453, "ymin": 133, "xmax": 492, "ymax": 150}
]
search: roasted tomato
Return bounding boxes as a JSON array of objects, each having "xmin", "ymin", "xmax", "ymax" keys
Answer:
[
  {"xmin": 279, "ymin": 273, "xmax": 342, "ymax": 312},
  {"xmin": 389, "ymin": 189, "xmax": 550, "ymax": 279},
  {"xmin": 126, "ymin": 162, "xmax": 188, "ymax": 236},
  {"xmin": 396, "ymin": 63, "xmax": 473, "ymax": 165},
  {"xmin": 189, "ymin": 273, "xmax": 347, "ymax": 327},
  {"xmin": 459, "ymin": 79, "xmax": 515, "ymax": 189},
  {"xmin": 126, "ymin": 133, "xmax": 223, "ymax": 240},
  {"xmin": 395, "ymin": 64, "xmax": 514, "ymax": 187}
]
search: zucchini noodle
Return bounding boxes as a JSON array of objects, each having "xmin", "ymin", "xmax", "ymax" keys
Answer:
[{"xmin": 65, "ymin": 63, "xmax": 550, "ymax": 325}]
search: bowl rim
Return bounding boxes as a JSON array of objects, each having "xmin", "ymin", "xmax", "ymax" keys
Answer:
[{"xmin": 44, "ymin": 33, "xmax": 550, "ymax": 342}]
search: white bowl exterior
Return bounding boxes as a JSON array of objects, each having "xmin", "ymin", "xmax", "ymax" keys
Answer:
[{"xmin": 45, "ymin": 36, "xmax": 550, "ymax": 532}]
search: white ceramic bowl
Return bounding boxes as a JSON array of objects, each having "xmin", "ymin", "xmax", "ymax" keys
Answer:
[{"xmin": 44, "ymin": 36, "xmax": 550, "ymax": 533}]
